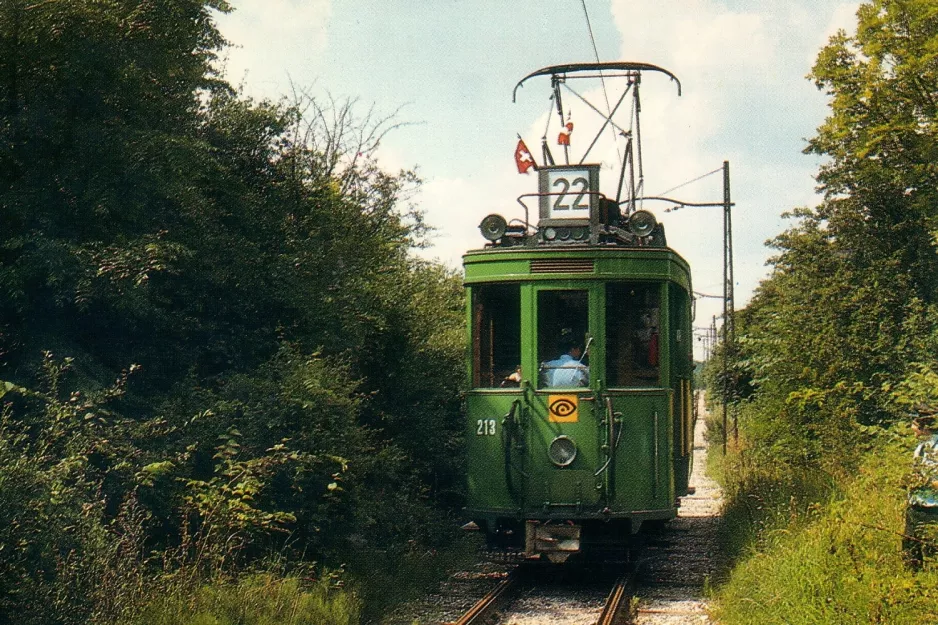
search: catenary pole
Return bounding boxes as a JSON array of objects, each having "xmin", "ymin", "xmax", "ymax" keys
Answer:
[{"xmin": 722, "ymin": 161, "xmax": 735, "ymax": 452}]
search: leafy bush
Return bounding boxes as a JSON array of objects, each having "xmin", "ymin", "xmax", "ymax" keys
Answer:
[
  {"xmin": 705, "ymin": 1, "xmax": 938, "ymax": 621},
  {"xmin": 0, "ymin": 2, "xmax": 470, "ymax": 622}
]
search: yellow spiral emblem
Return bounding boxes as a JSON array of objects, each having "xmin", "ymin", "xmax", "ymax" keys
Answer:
[
  {"xmin": 550, "ymin": 398, "xmax": 576, "ymax": 417},
  {"xmin": 548, "ymin": 395, "xmax": 579, "ymax": 422}
]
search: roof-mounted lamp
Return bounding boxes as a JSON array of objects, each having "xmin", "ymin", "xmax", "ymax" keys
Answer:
[
  {"xmin": 628, "ymin": 209, "xmax": 658, "ymax": 237},
  {"xmin": 479, "ymin": 214, "xmax": 508, "ymax": 242}
]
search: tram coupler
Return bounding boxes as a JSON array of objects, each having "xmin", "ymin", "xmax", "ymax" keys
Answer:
[{"xmin": 525, "ymin": 520, "xmax": 581, "ymax": 563}]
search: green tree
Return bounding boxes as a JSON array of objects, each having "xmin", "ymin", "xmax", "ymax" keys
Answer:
[
  {"xmin": 722, "ymin": 0, "xmax": 938, "ymax": 463},
  {"xmin": 0, "ymin": 2, "xmax": 467, "ymax": 623},
  {"xmin": 707, "ymin": 5, "xmax": 938, "ymax": 622}
]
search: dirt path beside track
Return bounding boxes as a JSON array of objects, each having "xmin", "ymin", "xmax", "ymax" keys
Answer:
[{"xmin": 633, "ymin": 395, "xmax": 726, "ymax": 624}]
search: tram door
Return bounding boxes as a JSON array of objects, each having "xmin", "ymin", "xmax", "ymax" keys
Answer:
[
  {"xmin": 604, "ymin": 282, "xmax": 670, "ymax": 512},
  {"xmin": 524, "ymin": 288, "xmax": 603, "ymax": 511}
]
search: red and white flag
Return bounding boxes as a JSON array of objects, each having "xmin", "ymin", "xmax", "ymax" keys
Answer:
[
  {"xmin": 558, "ymin": 121, "xmax": 574, "ymax": 146},
  {"xmin": 514, "ymin": 138, "xmax": 535, "ymax": 174}
]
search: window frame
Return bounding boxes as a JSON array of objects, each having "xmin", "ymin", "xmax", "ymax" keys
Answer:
[
  {"xmin": 471, "ymin": 283, "xmax": 522, "ymax": 389},
  {"xmin": 534, "ymin": 286, "xmax": 592, "ymax": 390},
  {"xmin": 604, "ymin": 281, "xmax": 663, "ymax": 389}
]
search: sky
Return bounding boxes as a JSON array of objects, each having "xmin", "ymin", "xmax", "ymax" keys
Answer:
[{"xmin": 214, "ymin": 0, "xmax": 860, "ymax": 357}]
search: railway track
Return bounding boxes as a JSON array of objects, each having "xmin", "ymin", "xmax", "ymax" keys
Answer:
[
  {"xmin": 449, "ymin": 569, "xmax": 521, "ymax": 625},
  {"xmin": 448, "ymin": 565, "xmax": 636, "ymax": 625},
  {"xmin": 595, "ymin": 575, "xmax": 635, "ymax": 625},
  {"xmin": 387, "ymin": 398, "xmax": 720, "ymax": 625}
]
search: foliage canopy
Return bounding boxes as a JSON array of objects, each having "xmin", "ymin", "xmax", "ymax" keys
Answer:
[
  {"xmin": 712, "ymin": 3, "xmax": 938, "ymax": 621},
  {"xmin": 708, "ymin": 0, "xmax": 938, "ymax": 470},
  {"xmin": 0, "ymin": 2, "xmax": 466, "ymax": 623}
]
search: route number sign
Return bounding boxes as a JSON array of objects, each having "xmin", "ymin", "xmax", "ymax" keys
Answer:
[
  {"xmin": 546, "ymin": 170, "xmax": 590, "ymax": 218},
  {"xmin": 538, "ymin": 165, "xmax": 600, "ymax": 223}
]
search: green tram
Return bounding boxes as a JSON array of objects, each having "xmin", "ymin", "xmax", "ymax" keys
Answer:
[{"xmin": 463, "ymin": 166, "xmax": 695, "ymax": 562}]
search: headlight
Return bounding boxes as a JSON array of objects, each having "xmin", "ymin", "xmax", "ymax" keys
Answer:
[
  {"xmin": 479, "ymin": 214, "xmax": 507, "ymax": 241},
  {"xmin": 548, "ymin": 436, "xmax": 577, "ymax": 467},
  {"xmin": 628, "ymin": 209, "xmax": 657, "ymax": 237}
]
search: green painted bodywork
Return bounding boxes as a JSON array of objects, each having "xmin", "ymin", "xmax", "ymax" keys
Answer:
[
  {"xmin": 463, "ymin": 247, "xmax": 691, "ymax": 290},
  {"xmin": 464, "ymin": 245, "xmax": 694, "ymax": 530}
]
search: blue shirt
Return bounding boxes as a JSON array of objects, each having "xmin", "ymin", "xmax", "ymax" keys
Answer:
[{"xmin": 540, "ymin": 354, "xmax": 589, "ymax": 388}]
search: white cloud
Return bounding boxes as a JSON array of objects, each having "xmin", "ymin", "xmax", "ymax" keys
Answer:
[
  {"xmin": 414, "ymin": 162, "xmax": 534, "ymax": 268},
  {"xmin": 822, "ymin": 2, "xmax": 863, "ymax": 43},
  {"xmin": 611, "ymin": 0, "xmax": 774, "ymax": 73},
  {"xmin": 597, "ymin": 1, "xmax": 858, "ymax": 353},
  {"xmin": 214, "ymin": 1, "xmax": 332, "ymax": 99}
]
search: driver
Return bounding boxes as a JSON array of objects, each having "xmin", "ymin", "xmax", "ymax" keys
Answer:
[{"xmin": 541, "ymin": 336, "xmax": 589, "ymax": 387}]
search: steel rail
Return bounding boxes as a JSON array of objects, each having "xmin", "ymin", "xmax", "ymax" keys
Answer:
[
  {"xmin": 596, "ymin": 575, "xmax": 635, "ymax": 625},
  {"xmin": 449, "ymin": 569, "xmax": 521, "ymax": 625}
]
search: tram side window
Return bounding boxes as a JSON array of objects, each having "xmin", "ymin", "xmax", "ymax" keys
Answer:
[
  {"xmin": 606, "ymin": 283, "xmax": 660, "ymax": 387},
  {"xmin": 537, "ymin": 290, "xmax": 589, "ymax": 388},
  {"xmin": 473, "ymin": 285, "xmax": 521, "ymax": 388}
]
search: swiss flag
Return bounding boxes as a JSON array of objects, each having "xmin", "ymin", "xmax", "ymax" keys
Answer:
[{"xmin": 514, "ymin": 138, "xmax": 536, "ymax": 174}]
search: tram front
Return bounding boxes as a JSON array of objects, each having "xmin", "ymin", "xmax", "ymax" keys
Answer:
[{"xmin": 464, "ymin": 163, "xmax": 694, "ymax": 562}]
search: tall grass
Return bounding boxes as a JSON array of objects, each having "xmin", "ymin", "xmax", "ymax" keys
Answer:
[
  {"xmin": 712, "ymin": 432, "xmax": 938, "ymax": 624},
  {"xmin": 345, "ymin": 534, "xmax": 484, "ymax": 623},
  {"xmin": 136, "ymin": 572, "xmax": 359, "ymax": 625}
]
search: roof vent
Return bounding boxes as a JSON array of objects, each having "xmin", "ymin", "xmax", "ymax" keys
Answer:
[{"xmin": 530, "ymin": 259, "xmax": 595, "ymax": 274}]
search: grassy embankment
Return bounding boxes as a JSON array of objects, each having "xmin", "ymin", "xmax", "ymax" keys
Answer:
[
  {"xmin": 706, "ymin": 404, "xmax": 938, "ymax": 624},
  {"xmin": 132, "ymin": 538, "xmax": 481, "ymax": 625}
]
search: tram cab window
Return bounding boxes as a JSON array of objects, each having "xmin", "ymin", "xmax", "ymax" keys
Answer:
[
  {"xmin": 606, "ymin": 283, "xmax": 660, "ymax": 387},
  {"xmin": 472, "ymin": 285, "xmax": 521, "ymax": 388},
  {"xmin": 537, "ymin": 290, "xmax": 589, "ymax": 388}
]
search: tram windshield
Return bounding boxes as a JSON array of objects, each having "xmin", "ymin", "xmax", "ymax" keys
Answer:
[
  {"xmin": 472, "ymin": 284, "xmax": 521, "ymax": 388},
  {"xmin": 606, "ymin": 283, "xmax": 661, "ymax": 387},
  {"xmin": 537, "ymin": 290, "xmax": 590, "ymax": 388}
]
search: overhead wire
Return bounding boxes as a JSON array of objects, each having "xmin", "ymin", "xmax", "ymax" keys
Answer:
[
  {"xmin": 655, "ymin": 166, "xmax": 724, "ymax": 197},
  {"xmin": 579, "ymin": 0, "xmax": 622, "ymax": 164}
]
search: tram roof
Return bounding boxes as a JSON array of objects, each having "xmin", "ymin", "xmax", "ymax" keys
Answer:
[{"xmin": 462, "ymin": 245, "xmax": 691, "ymax": 291}]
